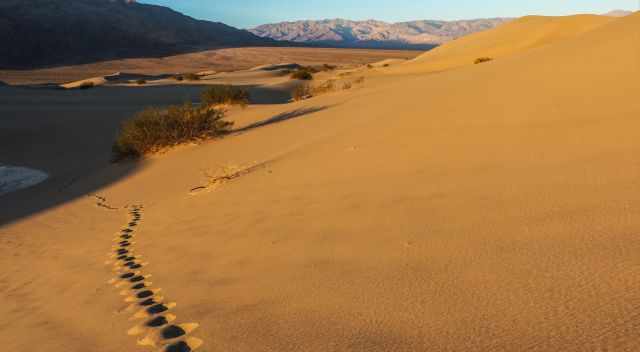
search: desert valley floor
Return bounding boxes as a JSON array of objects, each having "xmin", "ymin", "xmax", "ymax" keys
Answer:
[{"xmin": 1, "ymin": 14, "xmax": 640, "ymax": 352}]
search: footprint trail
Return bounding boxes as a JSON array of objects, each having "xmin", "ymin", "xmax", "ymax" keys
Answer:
[{"xmin": 105, "ymin": 205, "xmax": 203, "ymax": 352}]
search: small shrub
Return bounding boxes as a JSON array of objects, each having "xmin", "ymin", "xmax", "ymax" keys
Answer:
[
  {"xmin": 323, "ymin": 64, "xmax": 337, "ymax": 71},
  {"xmin": 201, "ymin": 85, "xmax": 249, "ymax": 107},
  {"xmin": 174, "ymin": 75, "xmax": 184, "ymax": 81},
  {"xmin": 312, "ymin": 80, "xmax": 335, "ymax": 95},
  {"xmin": 292, "ymin": 83, "xmax": 312, "ymax": 101},
  {"xmin": 136, "ymin": 79, "xmax": 147, "ymax": 85},
  {"xmin": 342, "ymin": 82, "xmax": 352, "ymax": 90},
  {"xmin": 474, "ymin": 57, "xmax": 493, "ymax": 64},
  {"xmin": 112, "ymin": 103, "xmax": 233, "ymax": 160},
  {"xmin": 79, "ymin": 81, "xmax": 95, "ymax": 90},
  {"xmin": 366, "ymin": 64, "xmax": 373, "ymax": 69},
  {"xmin": 354, "ymin": 76, "xmax": 365, "ymax": 85},
  {"xmin": 183, "ymin": 73, "xmax": 201, "ymax": 81},
  {"xmin": 291, "ymin": 69, "xmax": 314, "ymax": 80},
  {"xmin": 383, "ymin": 63, "xmax": 390, "ymax": 67}
]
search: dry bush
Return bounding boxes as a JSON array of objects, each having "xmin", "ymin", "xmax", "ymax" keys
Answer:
[
  {"xmin": 112, "ymin": 103, "xmax": 233, "ymax": 160},
  {"xmin": 291, "ymin": 69, "xmax": 314, "ymax": 80},
  {"xmin": 201, "ymin": 85, "xmax": 249, "ymax": 107},
  {"xmin": 174, "ymin": 73, "xmax": 200, "ymax": 81},
  {"xmin": 474, "ymin": 57, "xmax": 493, "ymax": 64},
  {"xmin": 135, "ymin": 79, "xmax": 146, "ymax": 85},
  {"xmin": 342, "ymin": 82, "xmax": 352, "ymax": 90},
  {"xmin": 292, "ymin": 83, "xmax": 313, "ymax": 101},
  {"xmin": 354, "ymin": 76, "xmax": 365, "ymax": 85},
  {"xmin": 78, "ymin": 81, "xmax": 95, "ymax": 89}
]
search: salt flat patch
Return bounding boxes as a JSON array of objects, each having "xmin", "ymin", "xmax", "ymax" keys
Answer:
[{"xmin": 0, "ymin": 165, "xmax": 48, "ymax": 196}]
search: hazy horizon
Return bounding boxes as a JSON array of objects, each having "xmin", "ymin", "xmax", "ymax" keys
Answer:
[{"xmin": 139, "ymin": 0, "xmax": 637, "ymax": 28}]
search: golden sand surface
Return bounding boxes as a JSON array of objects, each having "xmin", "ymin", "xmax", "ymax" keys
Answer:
[{"xmin": 1, "ymin": 13, "xmax": 639, "ymax": 351}]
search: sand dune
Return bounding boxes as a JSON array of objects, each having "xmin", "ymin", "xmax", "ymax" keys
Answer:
[
  {"xmin": 396, "ymin": 14, "xmax": 616, "ymax": 74},
  {"xmin": 1, "ymin": 13, "xmax": 640, "ymax": 352}
]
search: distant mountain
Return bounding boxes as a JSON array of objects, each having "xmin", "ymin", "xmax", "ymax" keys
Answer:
[
  {"xmin": 603, "ymin": 10, "xmax": 633, "ymax": 17},
  {"xmin": 250, "ymin": 18, "xmax": 512, "ymax": 50},
  {"xmin": 0, "ymin": 0, "xmax": 277, "ymax": 69}
]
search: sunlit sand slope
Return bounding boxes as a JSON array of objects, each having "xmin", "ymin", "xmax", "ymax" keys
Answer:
[
  {"xmin": 1, "ymin": 13, "xmax": 640, "ymax": 352},
  {"xmin": 397, "ymin": 14, "xmax": 616, "ymax": 73}
]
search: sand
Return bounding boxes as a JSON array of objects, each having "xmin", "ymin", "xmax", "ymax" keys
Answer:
[
  {"xmin": 1, "ymin": 13, "xmax": 640, "ymax": 351},
  {"xmin": 0, "ymin": 47, "xmax": 420, "ymax": 85}
]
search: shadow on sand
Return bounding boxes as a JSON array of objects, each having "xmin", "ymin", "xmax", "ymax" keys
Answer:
[
  {"xmin": 0, "ymin": 84, "xmax": 209, "ymax": 227},
  {"xmin": 234, "ymin": 106, "xmax": 329, "ymax": 134}
]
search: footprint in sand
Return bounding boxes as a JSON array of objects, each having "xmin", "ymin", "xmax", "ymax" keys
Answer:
[{"xmin": 100, "ymin": 204, "xmax": 203, "ymax": 351}]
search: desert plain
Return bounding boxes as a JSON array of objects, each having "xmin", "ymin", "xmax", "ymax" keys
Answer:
[{"xmin": 1, "ymin": 13, "xmax": 640, "ymax": 352}]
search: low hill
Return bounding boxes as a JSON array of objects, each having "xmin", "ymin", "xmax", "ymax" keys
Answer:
[
  {"xmin": 0, "ymin": 0, "xmax": 277, "ymax": 68},
  {"xmin": 250, "ymin": 18, "xmax": 512, "ymax": 49}
]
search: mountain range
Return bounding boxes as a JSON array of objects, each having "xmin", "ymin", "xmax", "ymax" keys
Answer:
[
  {"xmin": 250, "ymin": 18, "xmax": 513, "ymax": 49},
  {"xmin": 0, "ymin": 0, "xmax": 277, "ymax": 69}
]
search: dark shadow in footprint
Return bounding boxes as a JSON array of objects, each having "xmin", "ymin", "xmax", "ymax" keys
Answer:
[
  {"xmin": 165, "ymin": 341, "xmax": 192, "ymax": 352},
  {"xmin": 116, "ymin": 249, "xmax": 129, "ymax": 255},
  {"xmin": 130, "ymin": 275, "xmax": 145, "ymax": 283},
  {"xmin": 131, "ymin": 283, "xmax": 147, "ymax": 290},
  {"xmin": 117, "ymin": 254, "xmax": 129, "ymax": 260},
  {"xmin": 137, "ymin": 290, "xmax": 154, "ymax": 299},
  {"xmin": 120, "ymin": 272, "xmax": 135, "ymax": 279},
  {"xmin": 147, "ymin": 304, "xmax": 169, "ymax": 315},
  {"xmin": 146, "ymin": 316, "xmax": 169, "ymax": 328},
  {"xmin": 119, "ymin": 241, "xmax": 131, "ymax": 245},
  {"xmin": 139, "ymin": 298, "xmax": 159, "ymax": 306},
  {"xmin": 161, "ymin": 325, "xmax": 186, "ymax": 339},
  {"xmin": 129, "ymin": 264, "xmax": 142, "ymax": 269},
  {"xmin": 129, "ymin": 223, "xmax": 137, "ymax": 227},
  {"xmin": 120, "ymin": 256, "xmax": 136, "ymax": 262},
  {"xmin": 121, "ymin": 235, "xmax": 133, "ymax": 239},
  {"xmin": 120, "ymin": 242, "xmax": 131, "ymax": 247},
  {"xmin": 122, "ymin": 229, "xmax": 133, "ymax": 233}
]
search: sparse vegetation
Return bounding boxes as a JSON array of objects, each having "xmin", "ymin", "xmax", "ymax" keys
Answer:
[
  {"xmin": 474, "ymin": 57, "xmax": 493, "ymax": 64},
  {"xmin": 354, "ymin": 76, "xmax": 365, "ymax": 85},
  {"xmin": 112, "ymin": 102, "xmax": 233, "ymax": 160},
  {"xmin": 342, "ymin": 82, "xmax": 353, "ymax": 90},
  {"xmin": 383, "ymin": 63, "xmax": 390, "ymax": 67},
  {"xmin": 78, "ymin": 81, "xmax": 95, "ymax": 90},
  {"xmin": 291, "ymin": 69, "xmax": 314, "ymax": 80},
  {"xmin": 292, "ymin": 83, "xmax": 313, "ymax": 101},
  {"xmin": 323, "ymin": 64, "xmax": 337, "ymax": 71},
  {"xmin": 201, "ymin": 85, "xmax": 249, "ymax": 107},
  {"xmin": 174, "ymin": 73, "xmax": 200, "ymax": 81},
  {"xmin": 367, "ymin": 64, "xmax": 374, "ymax": 69},
  {"xmin": 136, "ymin": 79, "xmax": 147, "ymax": 85}
]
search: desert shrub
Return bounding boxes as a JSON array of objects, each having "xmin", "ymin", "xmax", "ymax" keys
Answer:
[
  {"xmin": 79, "ymin": 81, "xmax": 95, "ymax": 90},
  {"xmin": 474, "ymin": 57, "xmax": 493, "ymax": 64},
  {"xmin": 112, "ymin": 102, "xmax": 233, "ymax": 160},
  {"xmin": 323, "ymin": 64, "xmax": 337, "ymax": 71},
  {"xmin": 367, "ymin": 64, "xmax": 373, "ymax": 69},
  {"xmin": 136, "ymin": 79, "xmax": 147, "ymax": 85},
  {"xmin": 383, "ymin": 63, "xmax": 390, "ymax": 67},
  {"xmin": 174, "ymin": 73, "xmax": 200, "ymax": 81},
  {"xmin": 291, "ymin": 69, "xmax": 314, "ymax": 80},
  {"xmin": 183, "ymin": 73, "xmax": 200, "ymax": 81},
  {"xmin": 201, "ymin": 85, "xmax": 249, "ymax": 107},
  {"xmin": 342, "ymin": 82, "xmax": 352, "ymax": 90},
  {"xmin": 354, "ymin": 76, "xmax": 365, "ymax": 85},
  {"xmin": 311, "ymin": 80, "xmax": 336, "ymax": 96},
  {"xmin": 292, "ymin": 83, "xmax": 313, "ymax": 101}
]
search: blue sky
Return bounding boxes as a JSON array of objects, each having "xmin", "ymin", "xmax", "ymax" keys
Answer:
[{"xmin": 140, "ymin": 1, "xmax": 637, "ymax": 28}]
